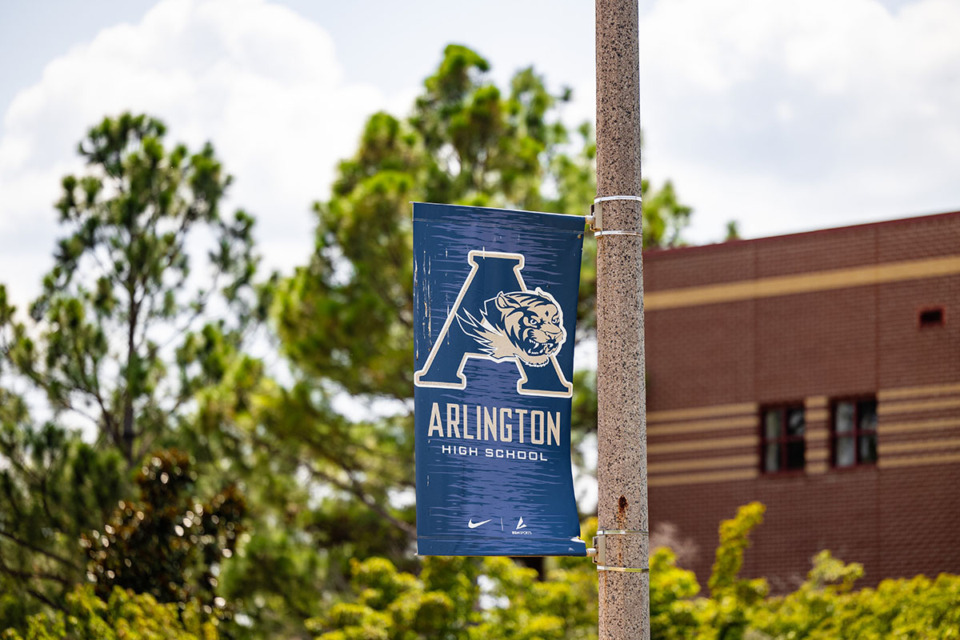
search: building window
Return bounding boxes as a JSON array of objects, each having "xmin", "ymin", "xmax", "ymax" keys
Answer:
[
  {"xmin": 918, "ymin": 307, "xmax": 945, "ymax": 328},
  {"xmin": 832, "ymin": 398, "xmax": 878, "ymax": 468},
  {"xmin": 761, "ymin": 405, "xmax": 805, "ymax": 473}
]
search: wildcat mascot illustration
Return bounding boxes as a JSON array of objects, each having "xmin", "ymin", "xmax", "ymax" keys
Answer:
[{"xmin": 458, "ymin": 288, "xmax": 567, "ymax": 368}]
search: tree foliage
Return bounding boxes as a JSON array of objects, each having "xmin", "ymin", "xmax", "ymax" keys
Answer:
[
  {"xmin": 2, "ymin": 586, "xmax": 219, "ymax": 640},
  {"xmin": 9, "ymin": 501, "xmax": 960, "ymax": 639},
  {"xmin": 6, "ymin": 112, "xmax": 256, "ymax": 464},
  {"xmin": 296, "ymin": 505, "xmax": 960, "ymax": 640},
  {"xmin": 0, "ymin": 113, "xmax": 256, "ymax": 628},
  {"xmin": 750, "ymin": 556, "xmax": 960, "ymax": 640},
  {"xmin": 272, "ymin": 44, "xmax": 692, "ymax": 401},
  {"xmin": 81, "ymin": 449, "xmax": 244, "ymax": 615},
  {"xmin": 645, "ymin": 503, "xmax": 960, "ymax": 640}
]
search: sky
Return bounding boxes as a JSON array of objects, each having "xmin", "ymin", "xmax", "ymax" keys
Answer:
[{"xmin": 1, "ymin": 0, "xmax": 959, "ymax": 310}]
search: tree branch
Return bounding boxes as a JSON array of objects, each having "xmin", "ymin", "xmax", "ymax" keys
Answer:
[
  {"xmin": 305, "ymin": 461, "xmax": 416, "ymax": 538},
  {"xmin": 0, "ymin": 555, "xmax": 71, "ymax": 586},
  {"xmin": 0, "ymin": 528, "xmax": 82, "ymax": 570},
  {"xmin": 249, "ymin": 433, "xmax": 415, "ymax": 538}
]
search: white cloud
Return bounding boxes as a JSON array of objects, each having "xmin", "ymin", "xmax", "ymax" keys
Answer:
[
  {"xmin": 0, "ymin": 0, "xmax": 393, "ymax": 309},
  {"xmin": 638, "ymin": 0, "xmax": 960, "ymax": 243},
  {"xmin": 4, "ymin": 0, "xmax": 959, "ymax": 307}
]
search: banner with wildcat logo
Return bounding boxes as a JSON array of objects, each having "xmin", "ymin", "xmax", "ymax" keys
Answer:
[{"xmin": 413, "ymin": 202, "xmax": 587, "ymax": 556}]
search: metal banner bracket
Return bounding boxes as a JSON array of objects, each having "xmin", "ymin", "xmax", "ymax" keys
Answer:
[
  {"xmin": 588, "ymin": 195, "xmax": 643, "ymax": 237},
  {"xmin": 589, "ymin": 529, "xmax": 649, "ymax": 573}
]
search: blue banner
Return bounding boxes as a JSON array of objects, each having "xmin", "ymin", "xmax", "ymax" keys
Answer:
[{"xmin": 414, "ymin": 203, "xmax": 587, "ymax": 556}]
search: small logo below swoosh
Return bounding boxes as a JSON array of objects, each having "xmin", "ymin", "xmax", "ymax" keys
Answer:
[{"xmin": 468, "ymin": 519, "xmax": 492, "ymax": 529}]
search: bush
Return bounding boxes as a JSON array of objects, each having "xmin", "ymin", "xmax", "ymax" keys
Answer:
[{"xmin": 2, "ymin": 586, "xmax": 218, "ymax": 640}]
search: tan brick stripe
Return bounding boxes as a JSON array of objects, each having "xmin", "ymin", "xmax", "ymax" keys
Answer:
[
  {"xmin": 879, "ymin": 453, "xmax": 960, "ymax": 469},
  {"xmin": 881, "ymin": 417, "xmax": 960, "ymax": 435},
  {"xmin": 878, "ymin": 382, "xmax": 960, "ymax": 401},
  {"xmin": 649, "ymin": 435, "xmax": 756, "ymax": 455},
  {"xmin": 879, "ymin": 397, "xmax": 960, "ymax": 415},
  {"xmin": 649, "ymin": 454, "xmax": 755, "ymax": 474},
  {"xmin": 648, "ymin": 415, "xmax": 756, "ymax": 436},
  {"xmin": 648, "ymin": 402, "xmax": 756, "ymax": 423},
  {"xmin": 646, "ymin": 255, "xmax": 960, "ymax": 310},
  {"xmin": 649, "ymin": 468, "xmax": 758, "ymax": 487},
  {"xmin": 880, "ymin": 437, "xmax": 960, "ymax": 455}
]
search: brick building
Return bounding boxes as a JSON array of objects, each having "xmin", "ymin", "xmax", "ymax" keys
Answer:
[{"xmin": 644, "ymin": 210, "xmax": 960, "ymax": 591}]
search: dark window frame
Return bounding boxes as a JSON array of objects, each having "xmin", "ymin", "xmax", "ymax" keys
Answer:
[
  {"xmin": 918, "ymin": 306, "xmax": 945, "ymax": 329},
  {"xmin": 760, "ymin": 404, "xmax": 806, "ymax": 474},
  {"xmin": 830, "ymin": 397, "xmax": 878, "ymax": 469}
]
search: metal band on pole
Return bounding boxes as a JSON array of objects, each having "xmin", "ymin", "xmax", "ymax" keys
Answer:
[
  {"xmin": 597, "ymin": 529, "xmax": 648, "ymax": 535},
  {"xmin": 594, "ymin": 230, "xmax": 643, "ymax": 238},
  {"xmin": 589, "ymin": 195, "xmax": 642, "ymax": 232},
  {"xmin": 591, "ymin": 530, "xmax": 650, "ymax": 572}
]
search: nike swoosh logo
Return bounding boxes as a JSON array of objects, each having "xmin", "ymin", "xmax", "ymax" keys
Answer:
[{"xmin": 468, "ymin": 519, "xmax": 492, "ymax": 528}]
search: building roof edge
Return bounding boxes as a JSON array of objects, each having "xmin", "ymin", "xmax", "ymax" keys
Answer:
[{"xmin": 644, "ymin": 209, "xmax": 960, "ymax": 259}]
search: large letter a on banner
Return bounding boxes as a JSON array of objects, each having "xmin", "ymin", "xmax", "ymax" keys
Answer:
[{"xmin": 414, "ymin": 251, "xmax": 573, "ymax": 397}]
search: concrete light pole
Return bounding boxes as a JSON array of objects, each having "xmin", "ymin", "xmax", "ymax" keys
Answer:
[{"xmin": 594, "ymin": 0, "xmax": 649, "ymax": 638}]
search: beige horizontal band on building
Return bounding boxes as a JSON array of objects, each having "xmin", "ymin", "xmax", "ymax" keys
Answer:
[
  {"xmin": 648, "ymin": 402, "xmax": 756, "ymax": 424},
  {"xmin": 806, "ymin": 430, "xmax": 830, "ymax": 442},
  {"xmin": 878, "ymin": 452, "xmax": 960, "ymax": 469},
  {"xmin": 806, "ymin": 449, "xmax": 829, "ymax": 462},
  {"xmin": 879, "ymin": 437, "xmax": 960, "ymax": 455},
  {"xmin": 646, "ymin": 255, "xmax": 960, "ymax": 310},
  {"xmin": 807, "ymin": 462, "xmax": 828, "ymax": 474},
  {"xmin": 648, "ymin": 435, "xmax": 756, "ymax": 455},
  {"xmin": 649, "ymin": 454, "xmax": 755, "ymax": 474},
  {"xmin": 649, "ymin": 468, "xmax": 758, "ymax": 487},
  {"xmin": 882, "ymin": 417, "xmax": 960, "ymax": 435},
  {"xmin": 805, "ymin": 409, "xmax": 829, "ymax": 422},
  {"xmin": 805, "ymin": 396, "xmax": 829, "ymax": 409},
  {"xmin": 878, "ymin": 396, "xmax": 960, "ymax": 416},
  {"xmin": 648, "ymin": 415, "xmax": 756, "ymax": 436},
  {"xmin": 878, "ymin": 382, "xmax": 960, "ymax": 401}
]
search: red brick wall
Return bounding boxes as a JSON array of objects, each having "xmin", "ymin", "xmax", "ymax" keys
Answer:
[{"xmin": 644, "ymin": 212, "xmax": 960, "ymax": 590}]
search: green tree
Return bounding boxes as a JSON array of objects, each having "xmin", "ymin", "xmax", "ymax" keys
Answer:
[
  {"xmin": 305, "ymin": 555, "xmax": 597, "ymax": 640},
  {"xmin": 0, "ymin": 113, "xmax": 256, "ymax": 628},
  {"xmin": 640, "ymin": 501, "xmax": 960, "ymax": 640},
  {"xmin": 272, "ymin": 44, "xmax": 692, "ymax": 399},
  {"xmin": 724, "ymin": 220, "xmax": 741, "ymax": 242},
  {"xmin": 81, "ymin": 449, "xmax": 245, "ymax": 615},
  {"xmin": 698, "ymin": 502, "xmax": 769, "ymax": 640},
  {"xmin": 648, "ymin": 547, "xmax": 701, "ymax": 640},
  {"xmin": 2, "ymin": 585, "xmax": 219, "ymax": 640},
  {"xmin": 748, "ymin": 551, "xmax": 960, "ymax": 640}
]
